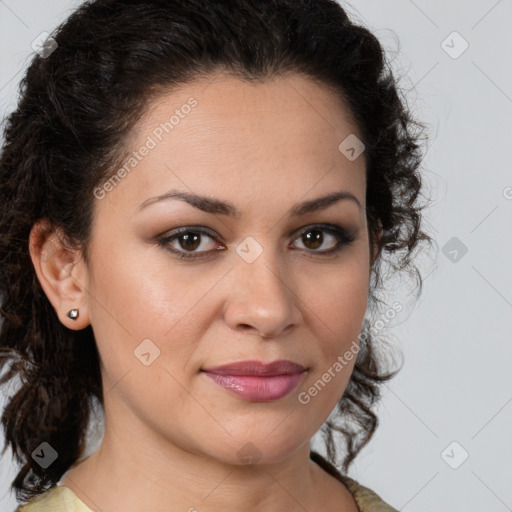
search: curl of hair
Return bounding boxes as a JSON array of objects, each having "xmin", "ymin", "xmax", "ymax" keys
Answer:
[{"xmin": 0, "ymin": 0, "xmax": 436, "ymax": 501}]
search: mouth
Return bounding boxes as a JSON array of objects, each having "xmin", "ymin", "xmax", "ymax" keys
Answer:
[{"xmin": 201, "ymin": 360, "xmax": 307, "ymax": 402}]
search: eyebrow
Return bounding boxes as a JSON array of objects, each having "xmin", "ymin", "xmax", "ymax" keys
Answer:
[{"xmin": 137, "ymin": 189, "xmax": 362, "ymax": 217}]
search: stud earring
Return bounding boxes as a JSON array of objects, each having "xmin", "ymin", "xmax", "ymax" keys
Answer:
[{"xmin": 67, "ymin": 308, "xmax": 79, "ymax": 320}]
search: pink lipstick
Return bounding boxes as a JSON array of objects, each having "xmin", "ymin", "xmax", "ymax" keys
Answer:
[{"xmin": 202, "ymin": 360, "xmax": 307, "ymax": 402}]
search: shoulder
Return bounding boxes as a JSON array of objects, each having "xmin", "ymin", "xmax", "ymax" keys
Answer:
[
  {"xmin": 310, "ymin": 450, "xmax": 399, "ymax": 512},
  {"xmin": 341, "ymin": 475, "xmax": 399, "ymax": 512},
  {"xmin": 15, "ymin": 485, "xmax": 93, "ymax": 512}
]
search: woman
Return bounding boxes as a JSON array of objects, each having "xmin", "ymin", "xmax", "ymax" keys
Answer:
[{"xmin": 0, "ymin": 0, "xmax": 434, "ymax": 511}]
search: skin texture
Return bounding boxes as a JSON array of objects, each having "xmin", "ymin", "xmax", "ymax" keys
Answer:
[{"xmin": 29, "ymin": 73, "xmax": 378, "ymax": 512}]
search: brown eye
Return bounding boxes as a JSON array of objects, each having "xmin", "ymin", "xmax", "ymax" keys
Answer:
[
  {"xmin": 158, "ymin": 224, "xmax": 356, "ymax": 261},
  {"xmin": 177, "ymin": 232, "xmax": 201, "ymax": 251},
  {"xmin": 301, "ymin": 229, "xmax": 324, "ymax": 250},
  {"xmin": 158, "ymin": 227, "xmax": 221, "ymax": 260},
  {"xmin": 292, "ymin": 224, "xmax": 355, "ymax": 255}
]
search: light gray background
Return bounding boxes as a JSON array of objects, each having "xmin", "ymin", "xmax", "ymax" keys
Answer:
[{"xmin": 1, "ymin": 1, "xmax": 511, "ymax": 511}]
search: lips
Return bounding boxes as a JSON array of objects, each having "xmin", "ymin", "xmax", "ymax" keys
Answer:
[
  {"xmin": 201, "ymin": 360, "xmax": 307, "ymax": 402},
  {"xmin": 202, "ymin": 359, "xmax": 306, "ymax": 376}
]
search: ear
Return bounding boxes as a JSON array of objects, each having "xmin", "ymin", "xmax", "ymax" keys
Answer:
[{"xmin": 29, "ymin": 218, "xmax": 91, "ymax": 330}]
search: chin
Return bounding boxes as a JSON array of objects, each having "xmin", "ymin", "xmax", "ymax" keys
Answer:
[{"xmin": 207, "ymin": 434, "xmax": 307, "ymax": 468}]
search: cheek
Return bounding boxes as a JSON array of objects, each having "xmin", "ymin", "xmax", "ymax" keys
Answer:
[
  {"xmin": 86, "ymin": 256, "xmax": 197, "ymax": 421},
  {"xmin": 301, "ymin": 256, "xmax": 369, "ymax": 393},
  {"xmin": 86, "ymin": 242, "xmax": 219, "ymax": 387},
  {"xmin": 298, "ymin": 269, "xmax": 366, "ymax": 423},
  {"xmin": 307, "ymin": 257, "xmax": 369, "ymax": 334},
  {"xmin": 89, "ymin": 241, "xmax": 196, "ymax": 336}
]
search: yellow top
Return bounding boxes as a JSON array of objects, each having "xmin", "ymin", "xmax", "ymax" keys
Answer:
[
  {"xmin": 15, "ymin": 480, "xmax": 397, "ymax": 512},
  {"xmin": 16, "ymin": 486, "xmax": 91, "ymax": 512},
  {"xmin": 15, "ymin": 453, "xmax": 398, "ymax": 512}
]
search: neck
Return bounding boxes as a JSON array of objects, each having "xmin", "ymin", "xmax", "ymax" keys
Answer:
[{"xmin": 60, "ymin": 412, "xmax": 332, "ymax": 512}]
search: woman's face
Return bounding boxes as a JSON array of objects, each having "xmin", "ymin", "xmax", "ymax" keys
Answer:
[{"xmin": 80, "ymin": 73, "xmax": 372, "ymax": 465}]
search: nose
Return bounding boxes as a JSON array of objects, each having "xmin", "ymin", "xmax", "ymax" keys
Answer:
[{"xmin": 223, "ymin": 248, "xmax": 303, "ymax": 339}]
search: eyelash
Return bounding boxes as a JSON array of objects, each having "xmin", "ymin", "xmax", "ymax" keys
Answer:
[{"xmin": 157, "ymin": 223, "xmax": 356, "ymax": 261}]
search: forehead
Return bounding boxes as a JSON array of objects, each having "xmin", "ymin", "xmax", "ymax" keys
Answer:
[
  {"xmin": 97, "ymin": 72, "xmax": 366, "ymax": 219},
  {"xmin": 136, "ymin": 72, "xmax": 361, "ymax": 147}
]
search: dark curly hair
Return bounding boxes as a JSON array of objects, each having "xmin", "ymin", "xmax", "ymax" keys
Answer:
[{"xmin": 0, "ymin": 0, "xmax": 436, "ymax": 503}]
